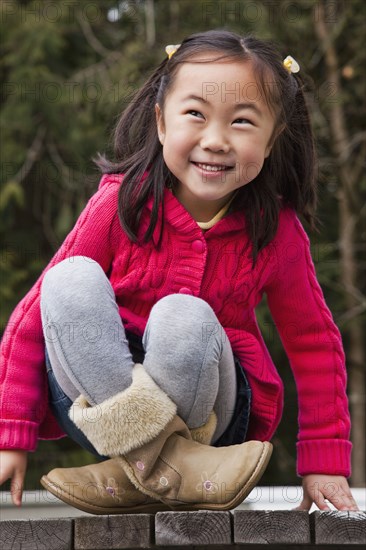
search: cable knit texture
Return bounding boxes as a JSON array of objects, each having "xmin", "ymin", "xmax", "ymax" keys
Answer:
[{"xmin": 0, "ymin": 173, "xmax": 352, "ymax": 477}]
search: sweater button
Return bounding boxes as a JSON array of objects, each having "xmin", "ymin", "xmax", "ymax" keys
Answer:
[
  {"xmin": 179, "ymin": 287, "xmax": 193, "ymax": 295},
  {"xmin": 192, "ymin": 239, "xmax": 205, "ymax": 253}
]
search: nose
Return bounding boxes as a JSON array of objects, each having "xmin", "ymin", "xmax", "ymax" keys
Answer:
[{"xmin": 200, "ymin": 123, "xmax": 230, "ymax": 153}]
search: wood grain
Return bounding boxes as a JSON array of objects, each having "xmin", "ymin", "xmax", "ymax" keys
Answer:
[
  {"xmin": 0, "ymin": 518, "xmax": 72, "ymax": 550},
  {"xmin": 155, "ymin": 511, "xmax": 231, "ymax": 546},
  {"xmin": 234, "ymin": 510, "xmax": 310, "ymax": 544},
  {"xmin": 74, "ymin": 514, "xmax": 153, "ymax": 549},
  {"xmin": 313, "ymin": 510, "xmax": 366, "ymax": 544}
]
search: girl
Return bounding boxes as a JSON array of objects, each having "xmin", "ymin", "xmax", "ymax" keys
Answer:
[{"xmin": 0, "ymin": 30, "xmax": 359, "ymax": 514}]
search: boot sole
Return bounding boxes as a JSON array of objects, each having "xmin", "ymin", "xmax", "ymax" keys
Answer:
[
  {"xmin": 40, "ymin": 441, "xmax": 272, "ymax": 514},
  {"xmin": 40, "ymin": 475, "xmax": 171, "ymax": 515}
]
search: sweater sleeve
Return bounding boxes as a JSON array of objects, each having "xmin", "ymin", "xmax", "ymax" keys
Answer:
[
  {"xmin": 263, "ymin": 208, "xmax": 352, "ymax": 477},
  {"xmin": 0, "ymin": 177, "xmax": 122, "ymax": 451}
]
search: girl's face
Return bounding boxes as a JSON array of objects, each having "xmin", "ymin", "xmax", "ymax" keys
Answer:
[{"xmin": 155, "ymin": 57, "xmax": 277, "ymax": 221}]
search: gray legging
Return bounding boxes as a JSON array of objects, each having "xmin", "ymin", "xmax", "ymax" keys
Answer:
[{"xmin": 40, "ymin": 256, "xmax": 237, "ymax": 442}]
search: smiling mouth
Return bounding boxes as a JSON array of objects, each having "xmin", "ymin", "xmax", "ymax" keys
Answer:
[{"xmin": 192, "ymin": 162, "xmax": 234, "ymax": 172}]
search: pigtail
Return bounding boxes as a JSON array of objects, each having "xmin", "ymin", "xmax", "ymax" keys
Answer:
[
  {"xmin": 95, "ymin": 58, "xmax": 172, "ymax": 245},
  {"xmin": 270, "ymin": 73, "xmax": 318, "ymax": 231}
]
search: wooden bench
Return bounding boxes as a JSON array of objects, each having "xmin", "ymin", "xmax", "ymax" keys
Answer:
[{"xmin": 1, "ymin": 510, "xmax": 365, "ymax": 549}]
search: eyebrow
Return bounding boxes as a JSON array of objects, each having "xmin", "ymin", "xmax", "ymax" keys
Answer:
[{"xmin": 182, "ymin": 94, "xmax": 263, "ymax": 118}]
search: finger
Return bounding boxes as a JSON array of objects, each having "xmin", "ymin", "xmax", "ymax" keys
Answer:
[
  {"xmin": 336, "ymin": 482, "xmax": 360, "ymax": 511},
  {"xmin": 10, "ymin": 472, "xmax": 25, "ymax": 507},
  {"xmin": 322, "ymin": 481, "xmax": 360, "ymax": 512},
  {"xmin": 327, "ymin": 491, "xmax": 360, "ymax": 511},
  {"xmin": 293, "ymin": 492, "xmax": 313, "ymax": 511},
  {"xmin": 313, "ymin": 489, "xmax": 331, "ymax": 511}
]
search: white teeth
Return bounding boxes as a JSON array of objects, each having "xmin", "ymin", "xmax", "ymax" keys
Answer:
[{"xmin": 196, "ymin": 163, "xmax": 227, "ymax": 171}]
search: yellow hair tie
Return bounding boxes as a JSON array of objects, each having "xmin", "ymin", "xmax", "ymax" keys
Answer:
[
  {"xmin": 165, "ymin": 44, "xmax": 181, "ymax": 59},
  {"xmin": 283, "ymin": 55, "xmax": 300, "ymax": 74}
]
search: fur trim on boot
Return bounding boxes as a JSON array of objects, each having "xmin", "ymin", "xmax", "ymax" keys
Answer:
[{"xmin": 69, "ymin": 363, "xmax": 176, "ymax": 457}]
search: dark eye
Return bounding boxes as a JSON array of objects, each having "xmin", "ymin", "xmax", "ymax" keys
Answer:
[
  {"xmin": 187, "ymin": 110, "xmax": 204, "ymax": 119},
  {"xmin": 233, "ymin": 118, "xmax": 253, "ymax": 125}
]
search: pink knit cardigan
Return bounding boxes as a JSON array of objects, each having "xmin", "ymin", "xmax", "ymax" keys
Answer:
[{"xmin": 0, "ymin": 174, "xmax": 352, "ymax": 477}]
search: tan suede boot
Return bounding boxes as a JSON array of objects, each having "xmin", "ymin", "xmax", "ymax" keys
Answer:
[
  {"xmin": 42, "ymin": 364, "xmax": 272, "ymax": 513},
  {"xmin": 119, "ymin": 415, "xmax": 272, "ymax": 510},
  {"xmin": 41, "ymin": 457, "xmax": 167, "ymax": 515},
  {"xmin": 40, "ymin": 412, "xmax": 217, "ymax": 515}
]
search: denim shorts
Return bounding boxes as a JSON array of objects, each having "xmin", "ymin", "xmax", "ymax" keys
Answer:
[
  {"xmin": 45, "ymin": 346, "xmax": 105, "ymax": 458},
  {"xmin": 45, "ymin": 331, "xmax": 251, "ymax": 456},
  {"xmin": 212, "ymin": 356, "xmax": 251, "ymax": 446}
]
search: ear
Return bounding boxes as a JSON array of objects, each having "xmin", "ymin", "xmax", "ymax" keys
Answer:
[{"xmin": 155, "ymin": 103, "xmax": 165, "ymax": 145}]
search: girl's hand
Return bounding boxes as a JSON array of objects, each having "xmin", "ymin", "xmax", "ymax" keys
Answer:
[
  {"xmin": 294, "ymin": 474, "xmax": 359, "ymax": 512},
  {"xmin": 0, "ymin": 450, "xmax": 28, "ymax": 506}
]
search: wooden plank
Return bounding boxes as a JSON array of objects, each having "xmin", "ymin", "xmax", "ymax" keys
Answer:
[
  {"xmin": 2, "ymin": 510, "xmax": 366, "ymax": 549},
  {"xmin": 155, "ymin": 511, "xmax": 231, "ymax": 546},
  {"xmin": 313, "ymin": 510, "xmax": 366, "ymax": 544},
  {"xmin": 74, "ymin": 514, "xmax": 153, "ymax": 549},
  {"xmin": 0, "ymin": 518, "xmax": 72, "ymax": 550},
  {"xmin": 234, "ymin": 510, "xmax": 310, "ymax": 544}
]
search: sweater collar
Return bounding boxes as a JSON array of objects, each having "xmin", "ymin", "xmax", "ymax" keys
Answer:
[{"xmin": 144, "ymin": 187, "xmax": 246, "ymax": 245}]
